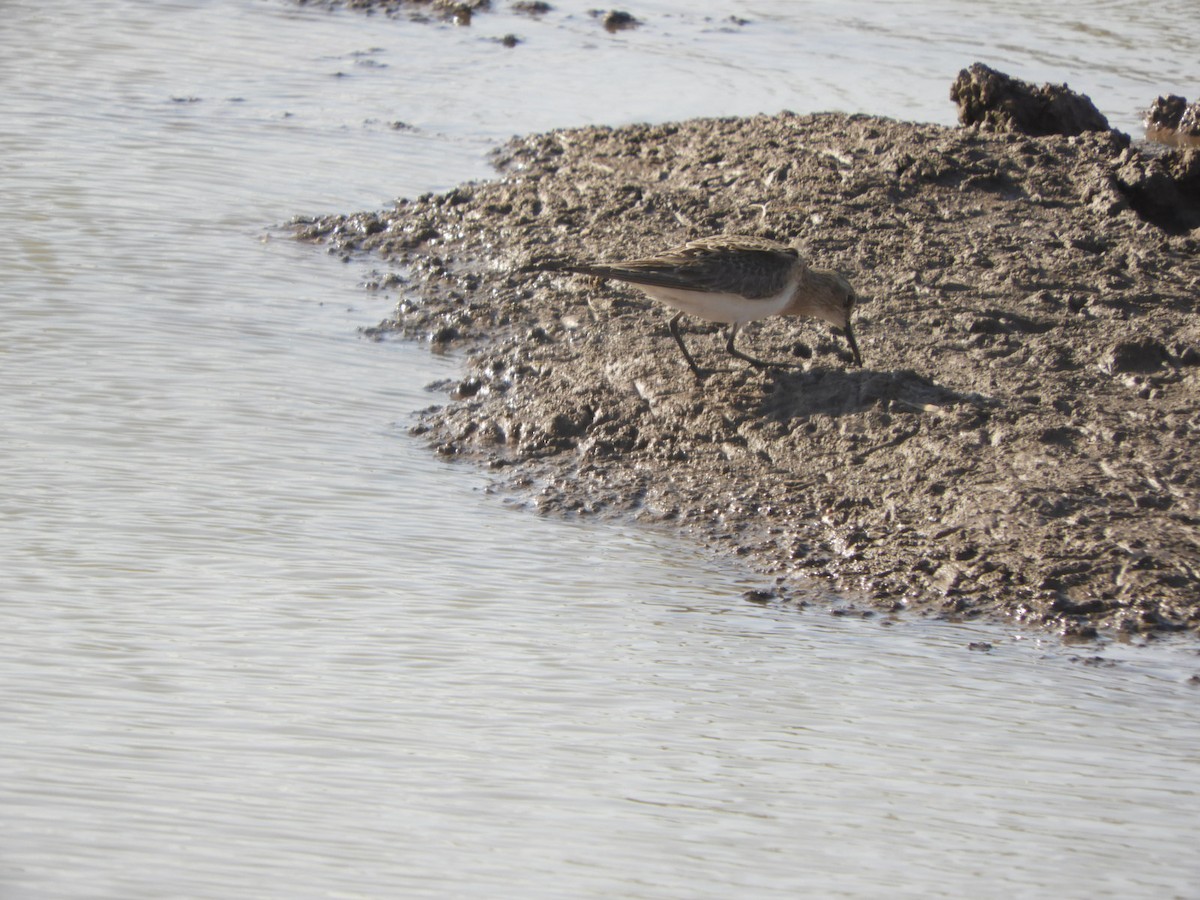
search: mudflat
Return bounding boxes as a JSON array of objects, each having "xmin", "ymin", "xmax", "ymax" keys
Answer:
[{"xmin": 295, "ymin": 94, "xmax": 1199, "ymax": 637}]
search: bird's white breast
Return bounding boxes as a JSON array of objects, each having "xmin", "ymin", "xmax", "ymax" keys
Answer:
[{"xmin": 634, "ymin": 277, "xmax": 798, "ymax": 325}]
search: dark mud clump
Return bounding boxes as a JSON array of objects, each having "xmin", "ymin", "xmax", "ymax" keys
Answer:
[
  {"xmin": 1146, "ymin": 95, "xmax": 1197, "ymax": 135},
  {"xmin": 1145, "ymin": 94, "xmax": 1200, "ymax": 149},
  {"xmin": 950, "ymin": 62, "xmax": 1111, "ymax": 137},
  {"xmin": 296, "ymin": 0, "xmax": 491, "ymax": 24},
  {"xmin": 512, "ymin": 1, "xmax": 552, "ymax": 15},
  {"xmin": 595, "ymin": 10, "xmax": 640, "ymax": 32},
  {"xmin": 294, "ymin": 83, "xmax": 1200, "ymax": 638}
]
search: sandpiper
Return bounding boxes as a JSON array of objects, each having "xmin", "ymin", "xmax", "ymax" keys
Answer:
[{"xmin": 538, "ymin": 235, "xmax": 862, "ymax": 380}]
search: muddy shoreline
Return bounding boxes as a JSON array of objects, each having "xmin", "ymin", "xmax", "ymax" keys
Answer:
[{"xmin": 295, "ymin": 95, "xmax": 1199, "ymax": 638}]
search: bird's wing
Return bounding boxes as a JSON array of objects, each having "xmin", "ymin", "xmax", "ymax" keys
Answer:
[{"xmin": 558, "ymin": 237, "xmax": 806, "ymax": 300}]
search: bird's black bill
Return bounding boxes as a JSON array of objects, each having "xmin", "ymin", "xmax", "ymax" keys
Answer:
[{"xmin": 843, "ymin": 322, "xmax": 863, "ymax": 368}]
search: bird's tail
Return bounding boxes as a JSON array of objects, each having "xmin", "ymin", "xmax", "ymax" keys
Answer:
[{"xmin": 516, "ymin": 258, "xmax": 608, "ymax": 280}]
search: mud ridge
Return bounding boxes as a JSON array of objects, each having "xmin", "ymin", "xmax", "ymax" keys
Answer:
[{"xmin": 294, "ymin": 94, "xmax": 1199, "ymax": 637}]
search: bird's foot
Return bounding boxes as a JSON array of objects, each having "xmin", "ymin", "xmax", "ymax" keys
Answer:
[{"xmin": 738, "ymin": 355, "xmax": 803, "ymax": 372}]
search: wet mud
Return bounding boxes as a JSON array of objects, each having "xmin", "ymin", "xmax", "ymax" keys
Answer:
[
  {"xmin": 1145, "ymin": 94, "xmax": 1200, "ymax": 149},
  {"xmin": 293, "ymin": 0, "xmax": 640, "ymax": 31},
  {"xmin": 294, "ymin": 69, "xmax": 1200, "ymax": 638},
  {"xmin": 295, "ymin": 0, "xmax": 491, "ymax": 25},
  {"xmin": 950, "ymin": 62, "xmax": 1112, "ymax": 137}
]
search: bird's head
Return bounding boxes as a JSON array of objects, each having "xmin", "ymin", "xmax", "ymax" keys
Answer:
[{"xmin": 792, "ymin": 269, "xmax": 863, "ymax": 367}]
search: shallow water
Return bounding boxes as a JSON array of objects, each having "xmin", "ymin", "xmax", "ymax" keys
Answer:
[{"xmin": 2, "ymin": 1, "xmax": 1199, "ymax": 897}]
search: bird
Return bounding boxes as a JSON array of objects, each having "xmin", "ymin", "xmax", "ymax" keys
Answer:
[{"xmin": 534, "ymin": 234, "xmax": 862, "ymax": 380}]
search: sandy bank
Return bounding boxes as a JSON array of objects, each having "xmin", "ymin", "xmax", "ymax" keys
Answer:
[{"xmin": 295, "ymin": 95, "xmax": 1199, "ymax": 637}]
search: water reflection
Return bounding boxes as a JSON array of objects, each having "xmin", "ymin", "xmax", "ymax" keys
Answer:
[
  {"xmin": 1145, "ymin": 125, "xmax": 1200, "ymax": 149},
  {"xmin": 7, "ymin": 565, "xmax": 1199, "ymax": 898}
]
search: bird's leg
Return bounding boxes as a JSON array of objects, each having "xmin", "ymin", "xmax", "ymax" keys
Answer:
[
  {"xmin": 669, "ymin": 312, "xmax": 709, "ymax": 381},
  {"xmin": 842, "ymin": 321, "xmax": 864, "ymax": 367},
  {"xmin": 725, "ymin": 323, "xmax": 798, "ymax": 370}
]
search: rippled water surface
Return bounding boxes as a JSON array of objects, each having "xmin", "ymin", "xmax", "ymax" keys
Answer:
[{"xmin": 3, "ymin": 1, "xmax": 1199, "ymax": 897}]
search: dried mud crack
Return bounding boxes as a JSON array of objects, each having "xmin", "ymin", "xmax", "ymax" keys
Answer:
[{"xmin": 294, "ymin": 108, "xmax": 1200, "ymax": 638}]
